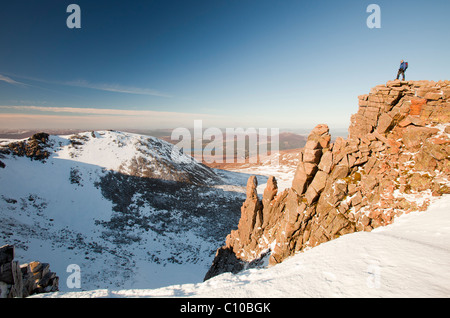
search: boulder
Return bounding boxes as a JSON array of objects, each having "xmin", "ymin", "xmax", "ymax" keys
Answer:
[
  {"xmin": 318, "ymin": 151, "xmax": 333, "ymax": 173},
  {"xmin": 304, "ymin": 186, "xmax": 319, "ymax": 205},
  {"xmin": 410, "ymin": 98, "xmax": 427, "ymax": 116},
  {"xmin": 303, "ymin": 148, "xmax": 322, "ymax": 164},
  {"xmin": 376, "ymin": 113, "xmax": 394, "ymax": 134},
  {"xmin": 398, "ymin": 115, "xmax": 425, "ymax": 127},
  {"xmin": 292, "ymin": 162, "xmax": 311, "ymax": 195},
  {"xmin": 402, "ymin": 126, "xmax": 439, "ymax": 149},
  {"xmin": 203, "ymin": 247, "xmax": 245, "ymax": 281},
  {"xmin": 309, "ymin": 170, "xmax": 328, "ymax": 193},
  {"xmin": 0, "ymin": 245, "xmax": 14, "ymax": 264},
  {"xmin": 424, "ymin": 92, "xmax": 442, "ymax": 101},
  {"xmin": 0, "ymin": 245, "xmax": 58, "ymax": 298}
]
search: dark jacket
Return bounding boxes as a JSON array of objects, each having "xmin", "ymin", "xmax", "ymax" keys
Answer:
[{"xmin": 399, "ymin": 62, "xmax": 407, "ymax": 71}]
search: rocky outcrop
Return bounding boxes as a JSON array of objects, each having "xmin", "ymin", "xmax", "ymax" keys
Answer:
[
  {"xmin": 0, "ymin": 133, "xmax": 50, "ymax": 162},
  {"xmin": 205, "ymin": 80, "xmax": 450, "ymax": 280},
  {"xmin": 0, "ymin": 245, "xmax": 58, "ymax": 298}
]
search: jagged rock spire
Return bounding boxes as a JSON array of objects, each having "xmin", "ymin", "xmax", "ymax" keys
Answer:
[{"xmin": 205, "ymin": 80, "xmax": 450, "ymax": 281}]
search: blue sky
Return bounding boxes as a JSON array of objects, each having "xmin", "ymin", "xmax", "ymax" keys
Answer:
[{"xmin": 0, "ymin": 0, "xmax": 449, "ymax": 131}]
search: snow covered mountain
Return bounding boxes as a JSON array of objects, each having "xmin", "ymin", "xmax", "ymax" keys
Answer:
[{"xmin": 0, "ymin": 130, "xmax": 268, "ymax": 291}]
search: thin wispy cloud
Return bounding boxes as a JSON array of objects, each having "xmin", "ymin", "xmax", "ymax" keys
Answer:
[
  {"xmin": 0, "ymin": 105, "xmax": 227, "ymax": 129},
  {"xmin": 64, "ymin": 80, "xmax": 172, "ymax": 98},
  {"xmin": 0, "ymin": 74, "xmax": 28, "ymax": 86},
  {"xmin": 0, "ymin": 105, "xmax": 200, "ymax": 117},
  {"xmin": 0, "ymin": 73, "xmax": 171, "ymax": 97}
]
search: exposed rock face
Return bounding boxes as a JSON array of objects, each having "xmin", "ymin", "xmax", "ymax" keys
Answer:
[
  {"xmin": 0, "ymin": 245, "xmax": 58, "ymax": 298},
  {"xmin": 0, "ymin": 133, "xmax": 50, "ymax": 162},
  {"xmin": 205, "ymin": 80, "xmax": 450, "ymax": 280}
]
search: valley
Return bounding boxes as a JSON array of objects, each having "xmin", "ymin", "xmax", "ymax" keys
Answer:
[{"xmin": 0, "ymin": 130, "xmax": 282, "ymax": 291}]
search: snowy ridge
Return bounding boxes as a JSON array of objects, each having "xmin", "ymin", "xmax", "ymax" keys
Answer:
[
  {"xmin": 56, "ymin": 130, "xmax": 218, "ymax": 184},
  {"xmin": 34, "ymin": 194, "xmax": 450, "ymax": 298},
  {"xmin": 0, "ymin": 131, "xmax": 261, "ymax": 292}
]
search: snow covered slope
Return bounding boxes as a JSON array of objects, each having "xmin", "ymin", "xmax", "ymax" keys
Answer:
[
  {"xmin": 36, "ymin": 194, "xmax": 450, "ymax": 298},
  {"xmin": 227, "ymin": 149, "xmax": 300, "ymax": 193},
  {"xmin": 0, "ymin": 131, "xmax": 265, "ymax": 291}
]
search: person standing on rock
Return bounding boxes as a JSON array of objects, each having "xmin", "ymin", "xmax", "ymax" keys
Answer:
[{"xmin": 396, "ymin": 60, "xmax": 408, "ymax": 80}]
